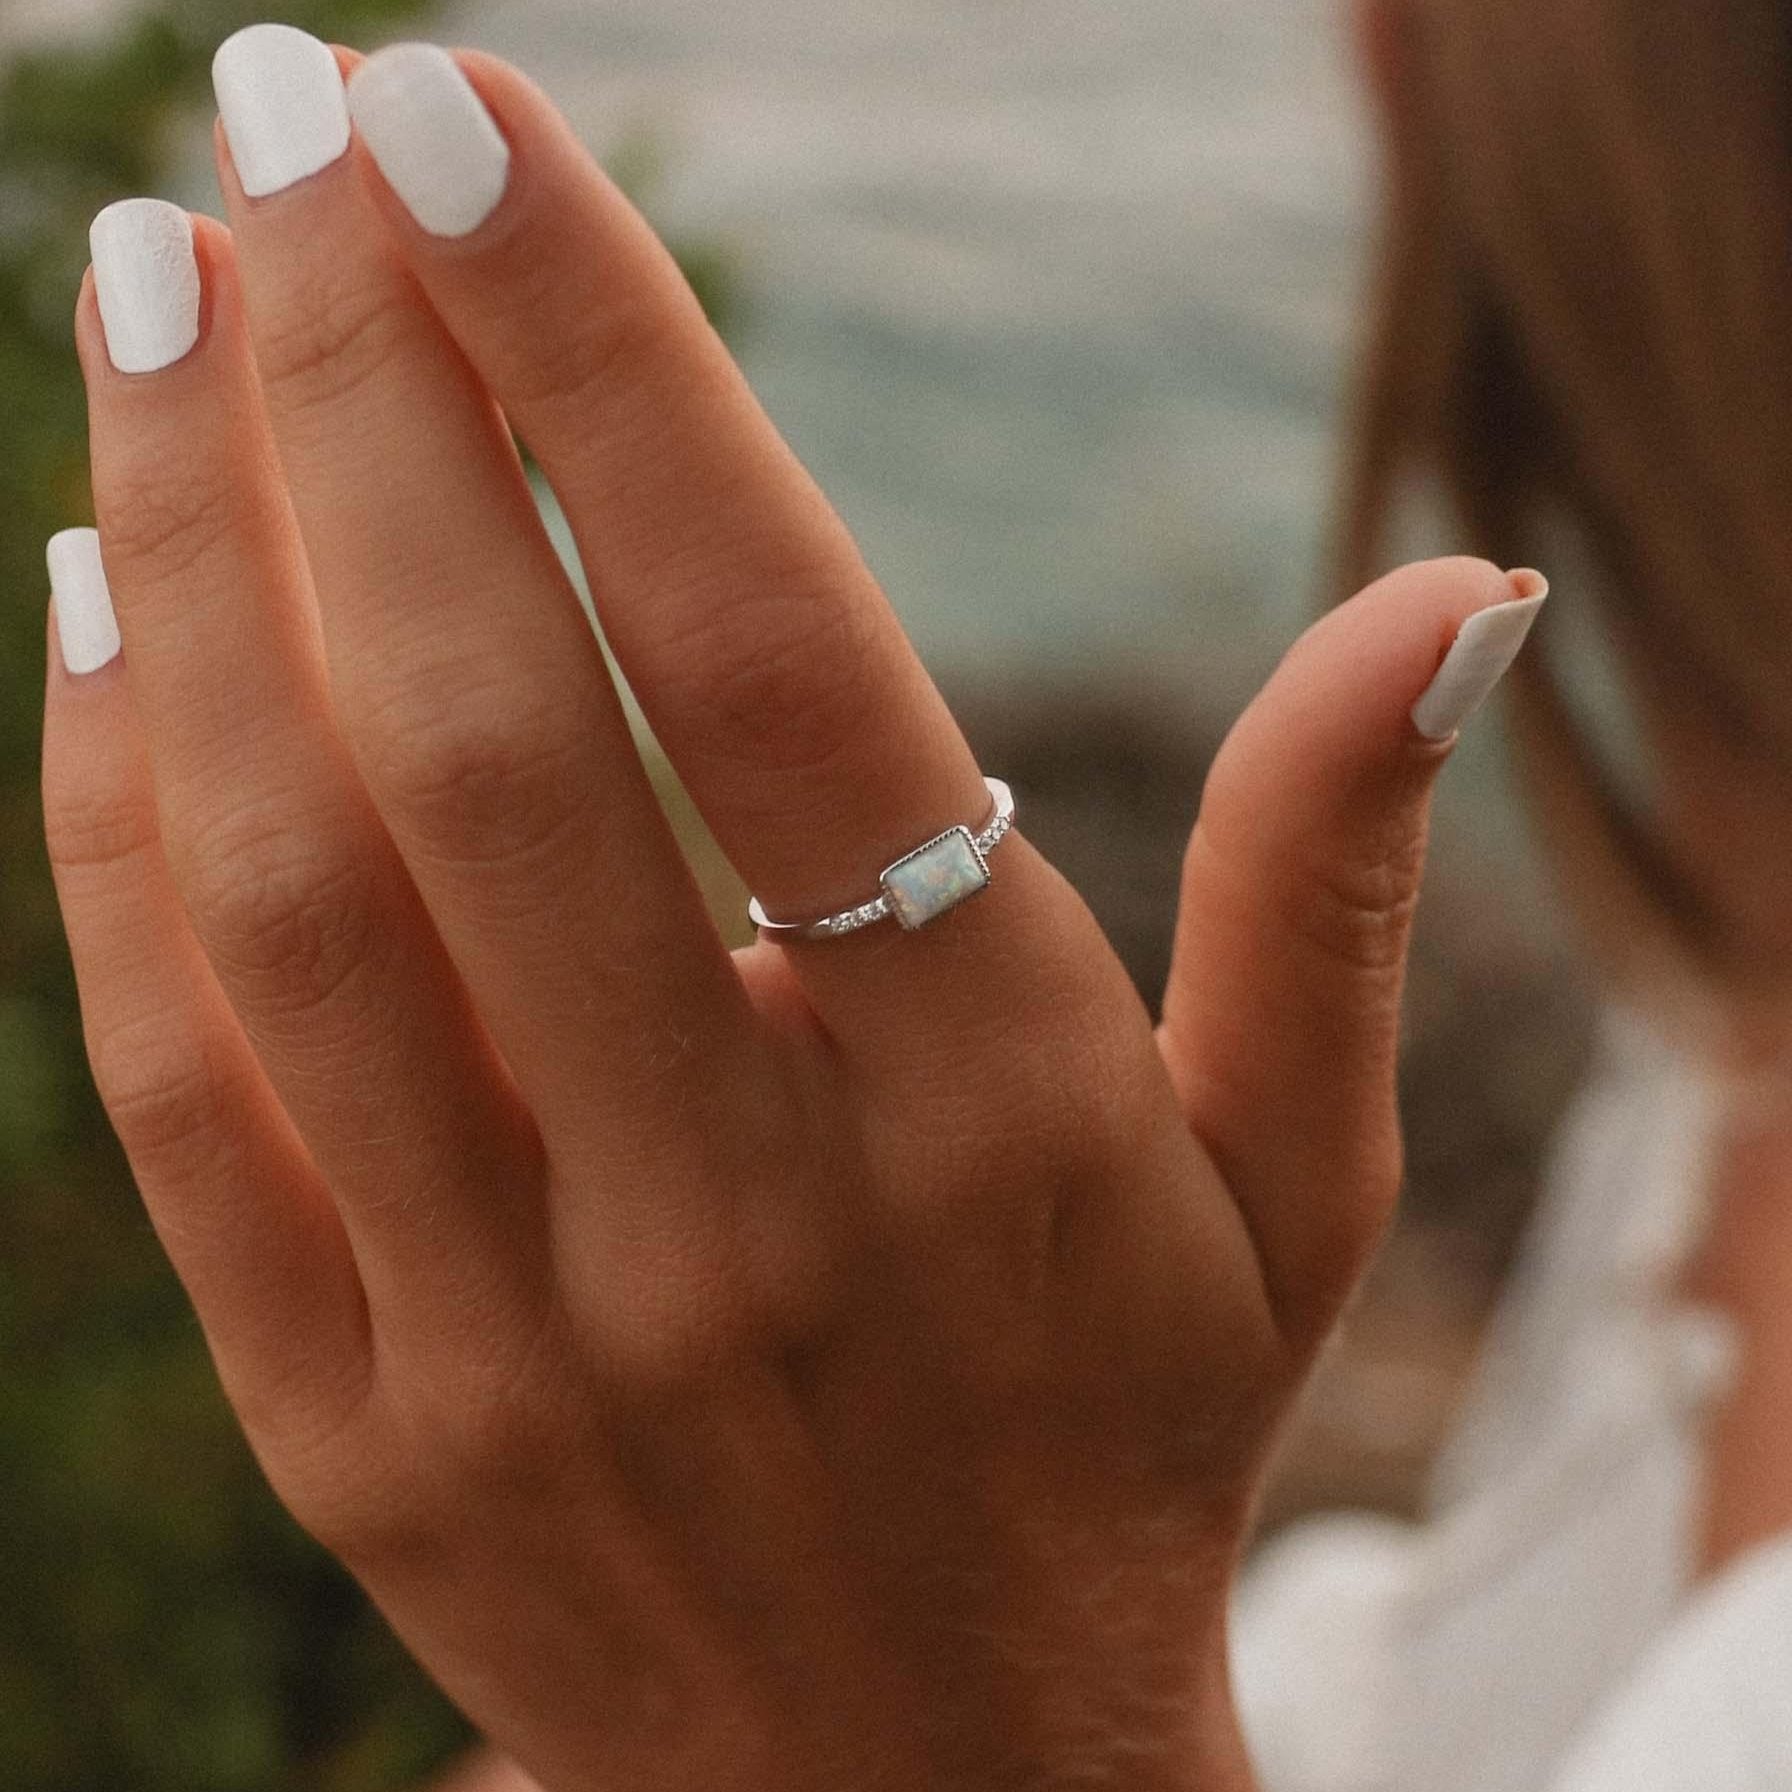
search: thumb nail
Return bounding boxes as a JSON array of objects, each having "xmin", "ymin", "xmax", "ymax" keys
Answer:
[{"xmin": 1410, "ymin": 569, "xmax": 1549, "ymax": 742}]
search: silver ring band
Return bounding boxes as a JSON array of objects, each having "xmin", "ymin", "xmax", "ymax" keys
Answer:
[{"xmin": 748, "ymin": 776, "xmax": 1016, "ymax": 941}]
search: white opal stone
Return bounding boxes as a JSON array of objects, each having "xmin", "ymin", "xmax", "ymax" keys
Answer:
[{"xmin": 881, "ymin": 826, "xmax": 989, "ymax": 929}]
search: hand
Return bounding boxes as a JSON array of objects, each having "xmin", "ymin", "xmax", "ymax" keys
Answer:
[{"xmin": 43, "ymin": 29, "xmax": 1543, "ymax": 1792}]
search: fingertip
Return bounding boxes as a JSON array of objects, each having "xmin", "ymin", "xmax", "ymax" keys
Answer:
[
  {"xmin": 1334, "ymin": 556, "xmax": 1546, "ymax": 743},
  {"xmin": 1361, "ymin": 553, "xmax": 1513, "ymax": 617},
  {"xmin": 450, "ymin": 46, "xmax": 537, "ymax": 108},
  {"xmin": 346, "ymin": 43, "xmax": 519, "ymax": 243},
  {"xmin": 187, "ymin": 208, "xmax": 230, "ymax": 254},
  {"xmin": 210, "ymin": 111, "xmax": 235, "ymax": 193},
  {"xmin": 446, "ymin": 45, "xmax": 579, "ymax": 181},
  {"xmin": 188, "ymin": 208, "xmax": 238, "ymax": 287},
  {"xmin": 45, "ymin": 579, "xmax": 65, "ymax": 682},
  {"xmin": 1409, "ymin": 564, "xmax": 1549, "ymax": 743},
  {"xmin": 79, "ymin": 205, "xmax": 235, "ymax": 387},
  {"xmin": 47, "ymin": 527, "xmax": 123, "ymax": 679},
  {"xmin": 73, "ymin": 261, "xmax": 103, "ymax": 366},
  {"xmin": 44, "ymin": 595, "xmax": 128, "ymax": 690},
  {"xmin": 1290, "ymin": 556, "xmax": 1512, "ymax": 728}
]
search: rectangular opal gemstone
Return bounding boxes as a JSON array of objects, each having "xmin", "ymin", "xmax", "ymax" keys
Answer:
[{"xmin": 880, "ymin": 826, "xmax": 990, "ymax": 929}]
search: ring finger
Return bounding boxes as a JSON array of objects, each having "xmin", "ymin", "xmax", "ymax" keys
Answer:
[
  {"xmin": 79, "ymin": 203, "xmax": 542, "ymax": 1329},
  {"xmin": 337, "ymin": 43, "xmax": 1100, "ymax": 1062}
]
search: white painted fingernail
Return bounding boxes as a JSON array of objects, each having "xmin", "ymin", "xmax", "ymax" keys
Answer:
[
  {"xmin": 90, "ymin": 199, "xmax": 201, "ymax": 374},
  {"xmin": 1410, "ymin": 570, "xmax": 1549, "ymax": 741},
  {"xmin": 348, "ymin": 44, "xmax": 511, "ymax": 238},
  {"xmin": 213, "ymin": 23, "xmax": 350, "ymax": 198},
  {"xmin": 48, "ymin": 529, "xmax": 121, "ymax": 675}
]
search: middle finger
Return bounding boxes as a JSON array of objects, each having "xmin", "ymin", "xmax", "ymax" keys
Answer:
[{"xmin": 209, "ymin": 25, "xmax": 753, "ymax": 1148}]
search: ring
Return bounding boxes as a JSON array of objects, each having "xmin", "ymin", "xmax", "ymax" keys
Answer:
[{"xmin": 747, "ymin": 776, "xmax": 1016, "ymax": 941}]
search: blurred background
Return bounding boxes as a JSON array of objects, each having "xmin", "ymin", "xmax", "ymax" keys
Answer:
[{"xmin": 0, "ymin": 0, "xmax": 1598, "ymax": 1784}]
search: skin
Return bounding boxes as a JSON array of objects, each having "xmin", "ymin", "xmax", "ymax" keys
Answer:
[{"xmin": 45, "ymin": 43, "xmax": 1535, "ymax": 1792}]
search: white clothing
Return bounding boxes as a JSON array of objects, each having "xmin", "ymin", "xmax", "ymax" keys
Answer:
[{"xmin": 1231, "ymin": 1000, "xmax": 1792, "ymax": 1791}]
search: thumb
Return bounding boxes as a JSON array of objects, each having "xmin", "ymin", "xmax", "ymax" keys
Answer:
[{"xmin": 1157, "ymin": 557, "xmax": 1548, "ymax": 1342}]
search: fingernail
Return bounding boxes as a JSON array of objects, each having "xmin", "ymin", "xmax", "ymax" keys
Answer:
[
  {"xmin": 90, "ymin": 199, "xmax": 202, "ymax": 374},
  {"xmin": 213, "ymin": 23, "xmax": 350, "ymax": 198},
  {"xmin": 347, "ymin": 44, "xmax": 511, "ymax": 238},
  {"xmin": 48, "ymin": 529, "xmax": 121, "ymax": 675},
  {"xmin": 1410, "ymin": 569, "xmax": 1549, "ymax": 742}
]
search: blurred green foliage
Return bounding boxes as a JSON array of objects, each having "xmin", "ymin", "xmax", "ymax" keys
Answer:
[{"xmin": 0, "ymin": 5, "xmax": 740, "ymax": 1785}]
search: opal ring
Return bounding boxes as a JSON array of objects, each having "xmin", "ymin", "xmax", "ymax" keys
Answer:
[{"xmin": 747, "ymin": 777, "xmax": 1016, "ymax": 941}]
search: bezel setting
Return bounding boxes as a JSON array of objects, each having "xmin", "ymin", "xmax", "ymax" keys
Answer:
[{"xmin": 879, "ymin": 825, "xmax": 992, "ymax": 930}]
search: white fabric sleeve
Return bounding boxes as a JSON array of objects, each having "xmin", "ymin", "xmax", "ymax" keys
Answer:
[
  {"xmin": 1230, "ymin": 1514, "xmax": 1416, "ymax": 1792},
  {"xmin": 1547, "ymin": 1534, "xmax": 1792, "ymax": 1792}
]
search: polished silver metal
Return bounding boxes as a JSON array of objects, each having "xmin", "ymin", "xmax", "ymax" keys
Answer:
[{"xmin": 748, "ymin": 776, "xmax": 1015, "ymax": 941}]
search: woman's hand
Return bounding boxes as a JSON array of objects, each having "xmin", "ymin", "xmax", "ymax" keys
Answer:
[{"xmin": 42, "ymin": 27, "xmax": 1544, "ymax": 1792}]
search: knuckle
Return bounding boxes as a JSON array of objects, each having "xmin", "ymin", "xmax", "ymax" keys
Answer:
[
  {"xmin": 1285, "ymin": 830, "xmax": 1427, "ymax": 976},
  {"xmin": 284, "ymin": 1448, "xmax": 438, "ymax": 1573},
  {"xmin": 431, "ymin": 1376, "xmax": 577, "ymax": 1505},
  {"xmin": 87, "ymin": 1009, "xmax": 228, "ymax": 1178},
  {"xmin": 229, "ymin": 1359, "xmax": 380, "ymax": 1514},
  {"xmin": 171, "ymin": 799, "xmax": 378, "ymax": 1015},
  {"xmin": 44, "ymin": 776, "xmax": 160, "ymax": 883},
  {"xmin": 598, "ymin": 1322, "xmax": 734, "ymax": 1413},
  {"xmin": 98, "ymin": 455, "xmax": 240, "ymax": 591},
  {"xmin": 577, "ymin": 1252, "xmax": 766, "ymax": 1412},
  {"xmin": 355, "ymin": 665, "xmax": 592, "ymax": 870},
  {"xmin": 653, "ymin": 580, "xmax": 882, "ymax": 779},
  {"xmin": 502, "ymin": 282, "xmax": 686, "ymax": 426},
  {"xmin": 247, "ymin": 1385, "xmax": 437, "ymax": 1574},
  {"xmin": 252, "ymin": 274, "xmax": 411, "ymax": 418},
  {"xmin": 336, "ymin": 1334, "xmax": 586, "ymax": 1554},
  {"xmin": 1047, "ymin": 1067, "xmax": 1157, "ymax": 1177}
]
